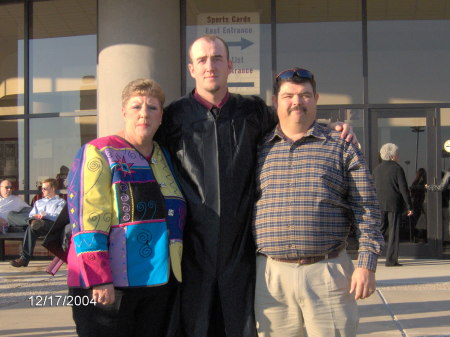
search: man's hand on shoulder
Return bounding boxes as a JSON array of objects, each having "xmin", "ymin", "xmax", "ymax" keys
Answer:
[
  {"xmin": 350, "ymin": 267, "xmax": 376, "ymax": 300},
  {"xmin": 329, "ymin": 121, "xmax": 359, "ymax": 145}
]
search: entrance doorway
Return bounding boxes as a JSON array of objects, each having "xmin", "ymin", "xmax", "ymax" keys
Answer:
[{"xmin": 370, "ymin": 108, "xmax": 440, "ymax": 258}]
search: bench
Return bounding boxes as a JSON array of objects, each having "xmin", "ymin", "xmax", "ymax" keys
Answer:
[
  {"xmin": 0, "ymin": 231, "xmax": 51, "ymax": 261},
  {"xmin": 0, "ymin": 231, "xmax": 25, "ymax": 261}
]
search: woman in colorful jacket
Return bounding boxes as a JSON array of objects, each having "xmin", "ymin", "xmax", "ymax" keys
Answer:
[{"xmin": 66, "ymin": 79, "xmax": 186, "ymax": 337}]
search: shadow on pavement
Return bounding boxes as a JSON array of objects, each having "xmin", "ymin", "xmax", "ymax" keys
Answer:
[
  {"xmin": 0, "ymin": 326, "xmax": 76, "ymax": 337},
  {"xmin": 378, "ymin": 275, "xmax": 450, "ymax": 286}
]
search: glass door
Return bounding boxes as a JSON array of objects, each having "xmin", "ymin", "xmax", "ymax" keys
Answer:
[
  {"xmin": 370, "ymin": 108, "xmax": 439, "ymax": 258},
  {"xmin": 438, "ymin": 109, "xmax": 450, "ymax": 255}
]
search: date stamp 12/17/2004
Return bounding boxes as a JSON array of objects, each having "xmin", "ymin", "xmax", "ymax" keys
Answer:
[{"xmin": 28, "ymin": 295, "xmax": 97, "ymax": 307}]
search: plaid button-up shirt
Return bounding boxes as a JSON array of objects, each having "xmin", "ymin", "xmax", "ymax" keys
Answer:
[{"xmin": 252, "ymin": 122, "xmax": 384, "ymax": 271}]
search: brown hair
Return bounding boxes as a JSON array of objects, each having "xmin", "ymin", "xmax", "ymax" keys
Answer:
[
  {"xmin": 273, "ymin": 68, "xmax": 317, "ymax": 97},
  {"xmin": 42, "ymin": 178, "xmax": 58, "ymax": 190},
  {"xmin": 121, "ymin": 79, "xmax": 165, "ymax": 108}
]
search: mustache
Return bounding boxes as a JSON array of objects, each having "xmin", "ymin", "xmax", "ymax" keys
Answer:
[{"xmin": 288, "ymin": 106, "xmax": 307, "ymax": 113}]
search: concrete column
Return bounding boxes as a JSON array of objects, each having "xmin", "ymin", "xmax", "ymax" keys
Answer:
[{"xmin": 97, "ymin": 0, "xmax": 181, "ymax": 137}]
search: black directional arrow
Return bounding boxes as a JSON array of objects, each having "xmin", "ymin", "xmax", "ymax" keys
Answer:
[{"xmin": 226, "ymin": 37, "xmax": 254, "ymax": 50}]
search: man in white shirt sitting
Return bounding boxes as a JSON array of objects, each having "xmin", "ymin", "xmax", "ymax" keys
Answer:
[
  {"xmin": 10, "ymin": 178, "xmax": 65, "ymax": 267},
  {"xmin": 0, "ymin": 180, "xmax": 30, "ymax": 231}
]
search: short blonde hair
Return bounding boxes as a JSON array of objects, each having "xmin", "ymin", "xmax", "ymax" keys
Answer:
[
  {"xmin": 42, "ymin": 178, "xmax": 58, "ymax": 190},
  {"xmin": 188, "ymin": 34, "xmax": 230, "ymax": 63},
  {"xmin": 380, "ymin": 143, "xmax": 399, "ymax": 161},
  {"xmin": 121, "ymin": 79, "xmax": 165, "ymax": 108}
]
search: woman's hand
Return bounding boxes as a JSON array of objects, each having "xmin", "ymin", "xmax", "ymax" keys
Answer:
[{"xmin": 92, "ymin": 284, "xmax": 115, "ymax": 305}]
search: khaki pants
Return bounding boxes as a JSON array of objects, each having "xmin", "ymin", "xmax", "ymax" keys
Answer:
[{"xmin": 255, "ymin": 251, "xmax": 358, "ymax": 337}]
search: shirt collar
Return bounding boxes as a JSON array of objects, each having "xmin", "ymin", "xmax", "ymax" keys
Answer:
[
  {"xmin": 192, "ymin": 89, "xmax": 230, "ymax": 110},
  {"xmin": 44, "ymin": 195, "xmax": 59, "ymax": 200},
  {"xmin": 267, "ymin": 121, "xmax": 327, "ymax": 143}
]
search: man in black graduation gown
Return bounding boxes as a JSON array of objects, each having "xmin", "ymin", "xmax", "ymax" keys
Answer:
[{"xmin": 162, "ymin": 34, "xmax": 354, "ymax": 337}]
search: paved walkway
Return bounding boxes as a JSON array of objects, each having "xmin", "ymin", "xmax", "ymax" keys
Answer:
[
  {"xmin": 358, "ymin": 259, "xmax": 450, "ymax": 337},
  {"xmin": 0, "ymin": 258, "xmax": 449, "ymax": 336}
]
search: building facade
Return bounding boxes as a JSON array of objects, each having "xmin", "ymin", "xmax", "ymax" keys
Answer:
[{"xmin": 0, "ymin": 0, "xmax": 449, "ymax": 257}]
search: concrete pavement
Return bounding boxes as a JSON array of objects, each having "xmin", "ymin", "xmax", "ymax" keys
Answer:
[
  {"xmin": 358, "ymin": 259, "xmax": 450, "ymax": 337},
  {"xmin": 0, "ymin": 258, "xmax": 449, "ymax": 337},
  {"xmin": 0, "ymin": 261, "xmax": 76, "ymax": 336}
]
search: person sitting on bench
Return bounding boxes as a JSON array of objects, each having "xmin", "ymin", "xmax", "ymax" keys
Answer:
[
  {"xmin": 10, "ymin": 178, "xmax": 65, "ymax": 267},
  {"xmin": 0, "ymin": 179, "xmax": 31, "ymax": 233}
]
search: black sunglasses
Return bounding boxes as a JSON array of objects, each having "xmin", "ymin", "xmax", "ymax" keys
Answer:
[{"xmin": 275, "ymin": 68, "xmax": 314, "ymax": 82}]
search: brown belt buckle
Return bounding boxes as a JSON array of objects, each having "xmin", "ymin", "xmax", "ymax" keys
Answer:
[
  {"xmin": 298, "ymin": 257, "xmax": 316, "ymax": 265},
  {"xmin": 273, "ymin": 256, "xmax": 323, "ymax": 265},
  {"xmin": 272, "ymin": 249, "xmax": 339, "ymax": 265},
  {"xmin": 303, "ymin": 256, "xmax": 324, "ymax": 265}
]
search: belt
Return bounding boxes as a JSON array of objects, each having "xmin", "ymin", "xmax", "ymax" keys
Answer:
[{"xmin": 265, "ymin": 249, "xmax": 341, "ymax": 265}]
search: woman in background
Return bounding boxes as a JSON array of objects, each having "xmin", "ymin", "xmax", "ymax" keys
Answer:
[
  {"xmin": 373, "ymin": 143, "xmax": 413, "ymax": 266},
  {"xmin": 426, "ymin": 170, "xmax": 450, "ymax": 243},
  {"xmin": 410, "ymin": 168, "xmax": 427, "ymax": 242}
]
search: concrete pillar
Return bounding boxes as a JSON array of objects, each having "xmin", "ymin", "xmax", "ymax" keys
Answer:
[{"xmin": 97, "ymin": 0, "xmax": 181, "ymax": 137}]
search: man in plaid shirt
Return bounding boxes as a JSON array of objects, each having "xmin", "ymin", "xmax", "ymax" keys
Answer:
[{"xmin": 252, "ymin": 67, "xmax": 384, "ymax": 337}]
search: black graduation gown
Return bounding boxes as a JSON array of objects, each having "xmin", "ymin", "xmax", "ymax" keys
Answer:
[{"xmin": 162, "ymin": 92, "xmax": 275, "ymax": 337}]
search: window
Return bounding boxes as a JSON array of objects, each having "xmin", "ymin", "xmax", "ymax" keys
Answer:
[
  {"xmin": 0, "ymin": 0, "xmax": 97, "ymax": 201},
  {"xmin": 30, "ymin": 0, "xmax": 97, "ymax": 114},
  {"xmin": 0, "ymin": 2, "xmax": 25, "ymax": 116},
  {"xmin": 276, "ymin": 0, "xmax": 364, "ymax": 104},
  {"xmin": 367, "ymin": 0, "xmax": 450, "ymax": 103}
]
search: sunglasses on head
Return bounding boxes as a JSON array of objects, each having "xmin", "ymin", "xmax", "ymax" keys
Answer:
[{"xmin": 275, "ymin": 68, "xmax": 314, "ymax": 83}]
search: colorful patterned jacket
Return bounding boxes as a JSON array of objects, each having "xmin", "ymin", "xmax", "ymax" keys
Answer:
[{"xmin": 66, "ymin": 135, "xmax": 186, "ymax": 288}]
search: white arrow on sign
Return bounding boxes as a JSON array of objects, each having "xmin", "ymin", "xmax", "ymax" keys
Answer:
[{"xmin": 226, "ymin": 38, "xmax": 254, "ymax": 50}]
